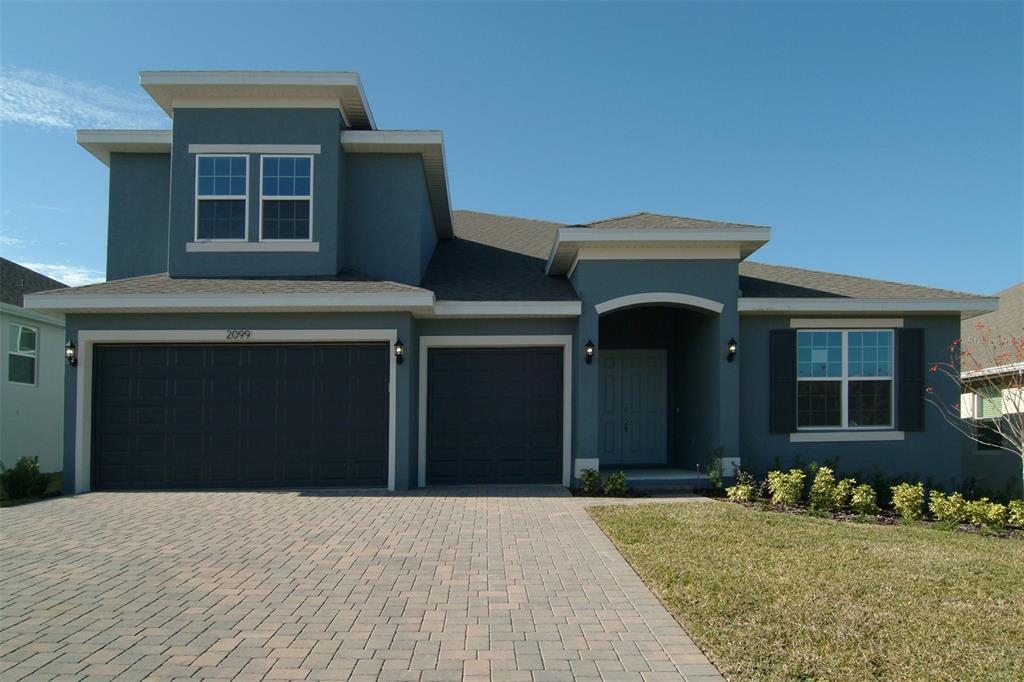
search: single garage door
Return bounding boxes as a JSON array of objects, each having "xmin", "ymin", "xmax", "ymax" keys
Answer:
[
  {"xmin": 92, "ymin": 343, "xmax": 388, "ymax": 490},
  {"xmin": 427, "ymin": 347, "xmax": 563, "ymax": 485}
]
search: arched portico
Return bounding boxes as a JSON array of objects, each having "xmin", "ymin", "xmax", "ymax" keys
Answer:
[{"xmin": 594, "ymin": 292, "xmax": 725, "ymax": 316}]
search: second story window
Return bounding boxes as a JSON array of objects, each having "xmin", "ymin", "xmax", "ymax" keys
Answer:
[
  {"xmin": 196, "ymin": 155, "xmax": 248, "ymax": 240},
  {"xmin": 261, "ymin": 156, "xmax": 313, "ymax": 240}
]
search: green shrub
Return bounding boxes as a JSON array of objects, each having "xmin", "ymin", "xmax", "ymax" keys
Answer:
[
  {"xmin": 767, "ymin": 469, "xmax": 805, "ymax": 507},
  {"xmin": 929, "ymin": 491, "xmax": 967, "ymax": 524},
  {"xmin": 726, "ymin": 484, "xmax": 755, "ymax": 502},
  {"xmin": 603, "ymin": 471, "xmax": 629, "ymax": 497},
  {"xmin": 964, "ymin": 498, "xmax": 1009, "ymax": 529},
  {"xmin": 849, "ymin": 484, "xmax": 879, "ymax": 515},
  {"xmin": 705, "ymin": 447, "xmax": 724, "ymax": 490},
  {"xmin": 0, "ymin": 456, "xmax": 49, "ymax": 500},
  {"xmin": 808, "ymin": 467, "xmax": 839, "ymax": 512},
  {"xmin": 579, "ymin": 468, "xmax": 602, "ymax": 495},
  {"xmin": 834, "ymin": 478, "xmax": 856, "ymax": 508},
  {"xmin": 1009, "ymin": 500, "xmax": 1024, "ymax": 528},
  {"xmin": 891, "ymin": 483, "xmax": 925, "ymax": 521}
]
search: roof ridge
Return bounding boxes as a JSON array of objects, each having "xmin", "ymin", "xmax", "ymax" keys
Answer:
[{"xmin": 743, "ymin": 261, "xmax": 988, "ymax": 298}]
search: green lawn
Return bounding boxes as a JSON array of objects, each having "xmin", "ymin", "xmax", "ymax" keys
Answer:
[{"xmin": 590, "ymin": 500, "xmax": 1024, "ymax": 682}]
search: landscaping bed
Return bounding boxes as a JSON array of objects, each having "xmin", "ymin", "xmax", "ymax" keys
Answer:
[{"xmin": 590, "ymin": 500, "xmax": 1024, "ymax": 682}]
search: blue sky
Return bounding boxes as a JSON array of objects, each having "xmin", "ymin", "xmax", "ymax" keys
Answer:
[{"xmin": 1, "ymin": 1, "xmax": 1021, "ymax": 291}]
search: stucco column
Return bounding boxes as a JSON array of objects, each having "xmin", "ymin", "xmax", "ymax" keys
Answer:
[
  {"xmin": 719, "ymin": 301, "xmax": 741, "ymax": 464},
  {"xmin": 573, "ymin": 304, "xmax": 600, "ymax": 474}
]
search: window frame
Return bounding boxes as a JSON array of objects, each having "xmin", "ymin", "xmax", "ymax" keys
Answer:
[
  {"xmin": 194, "ymin": 154, "xmax": 250, "ymax": 242},
  {"xmin": 258, "ymin": 154, "xmax": 315, "ymax": 242},
  {"xmin": 796, "ymin": 328, "xmax": 895, "ymax": 431},
  {"xmin": 7, "ymin": 323, "xmax": 38, "ymax": 386}
]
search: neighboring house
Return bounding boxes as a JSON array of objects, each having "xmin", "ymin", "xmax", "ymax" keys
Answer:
[
  {"xmin": 26, "ymin": 71, "xmax": 999, "ymax": 494},
  {"xmin": 960, "ymin": 282, "xmax": 1023, "ymax": 494},
  {"xmin": 0, "ymin": 258, "xmax": 67, "ymax": 472}
]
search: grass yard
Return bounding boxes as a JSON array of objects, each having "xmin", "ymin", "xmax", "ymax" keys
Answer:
[{"xmin": 590, "ymin": 500, "xmax": 1024, "ymax": 682}]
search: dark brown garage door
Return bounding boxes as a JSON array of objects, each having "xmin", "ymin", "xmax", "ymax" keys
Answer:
[
  {"xmin": 426, "ymin": 347, "xmax": 563, "ymax": 485},
  {"xmin": 92, "ymin": 344, "xmax": 389, "ymax": 489}
]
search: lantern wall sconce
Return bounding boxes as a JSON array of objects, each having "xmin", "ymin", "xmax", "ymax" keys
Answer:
[
  {"xmin": 727, "ymin": 337, "xmax": 738, "ymax": 362},
  {"xmin": 65, "ymin": 340, "xmax": 78, "ymax": 367},
  {"xmin": 394, "ymin": 339, "xmax": 405, "ymax": 365},
  {"xmin": 585, "ymin": 340, "xmax": 595, "ymax": 365}
]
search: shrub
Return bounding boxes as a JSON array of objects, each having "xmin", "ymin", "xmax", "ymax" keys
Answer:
[
  {"xmin": 579, "ymin": 468, "xmax": 601, "ymax": 495},
  {"xmin": 0, "ymin": 456, "xmax": 49, "ymax": 500},
  {"xmin": 603, "ymin": 471, "xmax": 629, "ymax": 497},
  {"xmin": 1009, "ymin": 500, "xmax": 1024, "ymax": 528},
  {"xmin": 767, "ymin": 469, "xmax": 805, "ymax": 507},
  {"xmin": 964, "ymin": 498, "xmax": 1009, "ymax": 529},
  {"xmin": 726, "ymin": 483, "xmax": 755, "ymax": 502},
  {"xmin": 705, "ymin": 447, "xmax": 724, "ymax": 490},
  {"xmin": 808, "ymin": 467, "xmax": 839, "ymax": 512},
  {"xmin": 891, "ymin": 483, "xmax": 925, "ymax": 521},
  {"xmin": 834, "ymin": 478, "xmax": 857, "ymax": 508},
  {"xmin": 929, "ymin": 491, "xmax": 967, "ymax": 524},
  {"xmin": 849, "ymin": 484, "xmax": 879, "ymax": 515}
]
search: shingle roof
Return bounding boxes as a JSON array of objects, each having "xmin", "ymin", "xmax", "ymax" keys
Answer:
[
  {"xmin": 738, "ymin": 261, "xmax": 988, "ymax": 299},
  {"xmin": 451, "ymin": 209, "xmax": 563, "ymax": 260},
  {"xmin": 32, "ymin": 271, "xmax": 430, "ymax": 297},
  {"xmin": 583, "ymin": 212, "xmax": 767, "ymax": 231},
  {"xmin": 0, "ymin": 258, "xmax": 67, "ymax": 306},
  {"xmin": 961, "ymin": 282, "xmax": 1024, "ymax": 371}
]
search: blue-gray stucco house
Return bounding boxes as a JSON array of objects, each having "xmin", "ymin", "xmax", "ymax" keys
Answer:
[{"xmin": 26, "ymin": 71, "xmax": 1005, "ymax": 494}]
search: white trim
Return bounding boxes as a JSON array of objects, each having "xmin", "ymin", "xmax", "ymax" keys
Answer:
[
  {"xmin": 417, "ymin": 335, "xmax": 573, "ymax": 488},
  {"xmin": 962, "ymin": 361, "xmax": 1024, "ymax": 380},
  {"xmin": 194, "ymin": 153, "xmax": 250, "ymax": 243},
  {"xmin": 791, "ymin": 317, "xmax": 904, "ymax": 328},
  {"xmin": 175, "ymin": 96, "xmax": 345, "ymax": 111},
  {"xmin": 24, "ymin": 292, "xmax": 436, "ymax": 313},
  {"xmin": 6, "ymin": 322, "xmax": 39, "ymax": 387},
  {"xmin": 0, "ymin": 302, "xmax": 64, "ymax": 327},
  {"xmin": 594, "ymin": 292, "xmax": 725, "ymax": 315},
  {"xmin": 189, "ymin": 144, "xmax": 321, "ymax": 155},
  {"xmin": 72, "ymin": 329, "xmax": 398, "ymax": 494},
  {"xmin": 739, "ymin": 297, "xmax": 998, "ymax": 315},
  {"xmin": 341, "ymin": 130, "xmax": 443, "ymax": 146},
  {"xmin": 431, "ymin": 301, "xmax": 582, "ymax": 318},
  {"xmin": 186, "ymin": 241, "xmax": 320, "ymax": 253},
  {"xmin": 258, "ymin": 154, "xmax": 315, "ymax": 243},
  {"xmin": 790, "ymin": 430, "xmax": 905, "ymax": 443},
  {"xmin": 76, "ymin": 129, "xmax": 172, "ymax": 165}
]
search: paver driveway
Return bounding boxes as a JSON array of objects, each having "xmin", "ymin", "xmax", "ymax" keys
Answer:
[{"xmin": 0, "ymin": 487, "xmax": 721, "ymax": 681}]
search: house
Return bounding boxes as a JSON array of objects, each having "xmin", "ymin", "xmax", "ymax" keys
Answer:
[
  {"xmin": 0, "ymin": 258, "xmax": 67, "ymax": 473},
  {"xmin": 960, "ymin": 282, "xmax": 1023, "ymax": 495},
  {"xmin": 24, "ymin": 71, "xmax": 1000, "ymax": 494}
]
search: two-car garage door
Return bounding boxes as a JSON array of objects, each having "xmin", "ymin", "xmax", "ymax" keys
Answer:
[{"xmin": 92, "ymin": 344, "xmax": 389, "ymax": 490}]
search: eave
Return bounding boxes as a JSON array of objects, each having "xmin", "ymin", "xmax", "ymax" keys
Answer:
[
  {"xmin": 77, "ymin": 129, "xmax": 172, "ymax": 165},
  {"xmin": 738, "ymin": 297, "xmax": 999, "ymax": 319}
]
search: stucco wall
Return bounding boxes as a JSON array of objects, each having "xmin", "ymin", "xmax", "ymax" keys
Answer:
[
  {"xmin": 1, "ymin": 309, "xmax": 64, "ymax": 473},
  {"xmin": 343, "ymin": 154, "xmax": 437, "ymax": 285},
  {"xmin": 107, "ymin": 153, "xmax": 170, "ymax": 281},
  {"xmin": 739, "ymin": 314, "xmax": 968, "ymax": 490},
  {"xmin": 167, "ymin": 108, "xmax": 345, "ymax": 277}
]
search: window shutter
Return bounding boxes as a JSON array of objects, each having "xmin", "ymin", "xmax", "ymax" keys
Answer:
[
  {"xmin": 769, "ymin": 330, "xmax": 797, "ymax": 434},
  {"xmin": 897, "ymin": 328, "xmax": 924, "ymax": 431}
]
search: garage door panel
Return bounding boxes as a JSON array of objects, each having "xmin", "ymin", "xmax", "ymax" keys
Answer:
[{"xmin": 427, "ymin": 347, "xmax": 562, "ymax": 485}]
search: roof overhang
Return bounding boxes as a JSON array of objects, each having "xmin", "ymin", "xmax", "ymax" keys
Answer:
[
  {"xmin": 341, "ymin": 130, "xmax": 453, "ymax": 238},
  {"xmin": 962, "ymin": 361, "xmax": 1024, "ymax": 381},
  {"xmin": 0, "ymin": 301, "xmax": 64, "ymax": 326},
  {"xmin": 738, "ymin": 297, "xmax": 999, "ymax": 319},
  {"xmin": 139, "ymin": 71, "xmax": 375, "ymax": 129},
  {"xmin": 23, "ymin": 291, "xmax": 581, "ymax": 318},
  {"xmin": 546, "ymin": 227, "xmax": 772, "ymax": 275},
  {"xmin": 77, "ymin": 129, "xmax": 172, "ymax": 165}
]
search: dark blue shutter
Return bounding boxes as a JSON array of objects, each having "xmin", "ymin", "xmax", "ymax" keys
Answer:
[
  {"xmin": 897, "ymin": 328, "xmax": 925, "ymax": 431},
  {"xmin": 770, "ymin": 330, "xmax": 797, "ymax": 433}
]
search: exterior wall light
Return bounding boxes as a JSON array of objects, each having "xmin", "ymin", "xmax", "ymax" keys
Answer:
[
  {"xmin": 727, "ymin": 337, "xmax": 738, "ymax": 362},
  {"xmin": 394, "ymin": 339, "xmax": 405, "ymax": 365},
  {"xmin": 585, "ymin": 340, "xmax": 595, "ymax": 365},
  {"xmin": 65, "ymin": 340, "xmax": 78, "ymax": 367}
]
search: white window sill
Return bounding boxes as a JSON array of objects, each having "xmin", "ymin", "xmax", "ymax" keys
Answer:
[
  {"xmin": 790, "ymin": 430, "xmax": 905, "ymax": 443},
  {"xmin": 186, "ymin": 241, "xmax": 319, "ymax": 253}
]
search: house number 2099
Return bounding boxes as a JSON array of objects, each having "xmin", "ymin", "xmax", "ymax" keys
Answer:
[{"xmin": 225, "ymin": 330, "xmax": 252, "ymax": 340}]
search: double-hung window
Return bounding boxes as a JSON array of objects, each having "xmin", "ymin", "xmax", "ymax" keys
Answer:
[
  {"xmin": 196, "ymin": 155, "xmax": 248, "ymax": 240},
  {"xmin": 796, "ymin": 330, "xmax": 894, "ymax": 429},
  {"xmin": 260, "ymin": 156, "xmax": 313, "ymax": 240},
  {"xmin": 7, "ymin": 324, "xmax": 37, "ymax": 385}
]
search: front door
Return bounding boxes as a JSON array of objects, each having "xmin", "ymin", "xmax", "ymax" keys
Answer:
[{"xmin": 599, "ymin": 349, "xmax": 668, "ymax": 466}]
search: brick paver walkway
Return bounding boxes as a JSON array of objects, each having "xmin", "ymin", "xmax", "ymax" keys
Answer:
[{"xmin": 0, "ymin": 487, "xmax": 722, "ymax": 681}]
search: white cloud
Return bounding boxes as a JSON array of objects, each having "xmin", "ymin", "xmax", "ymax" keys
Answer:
[
  {"xmin": 0, "ymin": 235, "xmax": 26, "ymax": 248},
  {"xmin": 0, "ymin": 66, "xmax": 167, "ymax": 130},
  {"xmin": 19, "ymin": 262, "xmax": 104, "ymax": 287}
]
